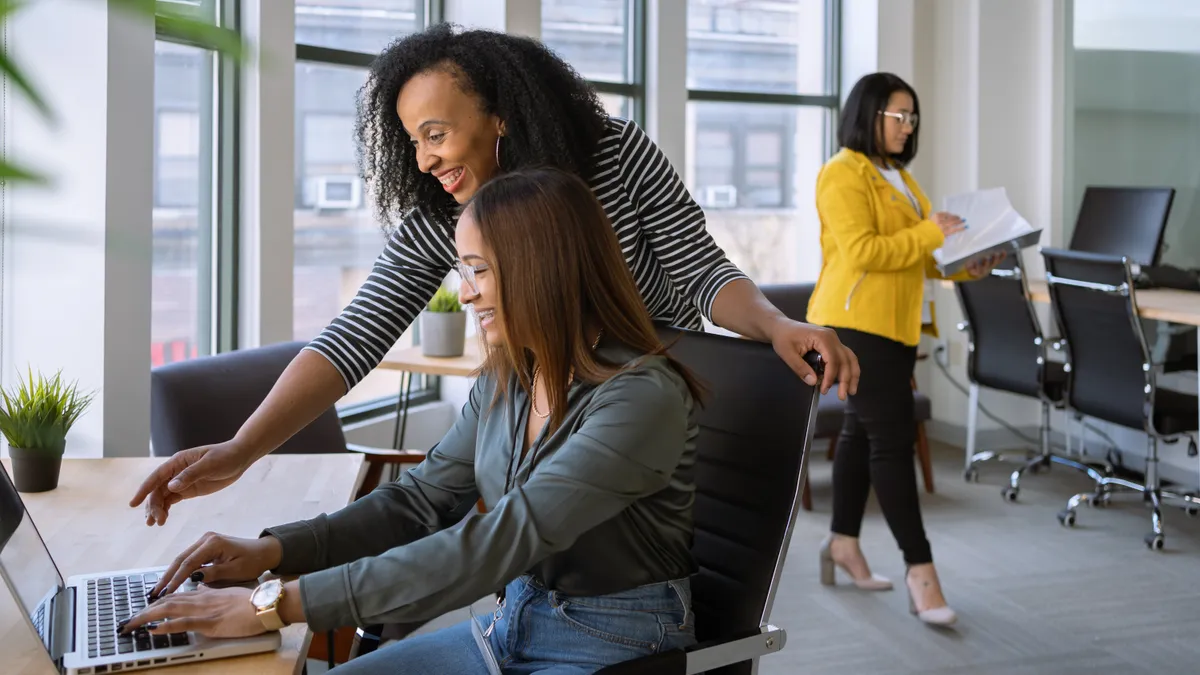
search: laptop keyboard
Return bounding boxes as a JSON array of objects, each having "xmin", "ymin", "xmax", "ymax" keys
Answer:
[{"xmin": 86, "ymin": 572, "xmax": 190, "ymax": 659}]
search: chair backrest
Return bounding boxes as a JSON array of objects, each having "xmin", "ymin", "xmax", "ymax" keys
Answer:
[
  {"xmin": 954, "ymin": 252, "xmax": 1049, "ymax": 399},
  {"xmin": 658, "ymin": 326, "xmax": 821, "ymax": 675},
  {"xmin": 150, "ymin": 341, "xmax": 348, "ymax": 457},
  {"xmin": 1068, "ymin": 186, "xmax": 1174, "ymax": 267},
  {"xmin": 759, "ymin": 283, "xmax": 816, "ymax": 323},
  {"xmin": 1041, "ymin": 248, "xmax": 1153, "ymax": 433}
]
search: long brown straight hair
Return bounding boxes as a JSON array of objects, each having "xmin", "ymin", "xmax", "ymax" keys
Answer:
[{"xmin": 465, "ymin": 168, "xmax": 704, "ymax": 433}]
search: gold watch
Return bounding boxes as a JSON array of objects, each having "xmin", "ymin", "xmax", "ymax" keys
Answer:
[{"xmin": 250, "ymin": 579, "xmax": 286, "ymax": 631}]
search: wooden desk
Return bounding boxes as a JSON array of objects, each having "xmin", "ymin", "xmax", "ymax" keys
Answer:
[
  {"xmin": 377, "ymin": 337, "xmax": 485, "ymax": 448},
  {"xmin": 1025, "ymin": 280, "xmax": 1200, "ymax": 327},
  {"xmin": 1, "ymin": 454, "xmax": 364, "ymax": 675}
]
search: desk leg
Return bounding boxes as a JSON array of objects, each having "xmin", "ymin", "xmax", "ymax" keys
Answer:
[{"xmin": 391, "ymin": 371, "xmax": 414, "ymax": 450}]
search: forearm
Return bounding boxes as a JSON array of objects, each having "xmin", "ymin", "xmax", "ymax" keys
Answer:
[
  {"xmin": 709, "ymin": 278, "xmax": 789, "ymax": 342},
  {"xmin": 279, "ymin": 580, "xmax": 305, "ymax": 626},
  {"xmin": 233, "ymin": 349, "xmax": 347, "ymax": 462}
]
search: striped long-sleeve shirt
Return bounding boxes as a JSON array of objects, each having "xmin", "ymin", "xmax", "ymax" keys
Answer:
[{"xmin": 307, "ymin": 117, "xmax": 749, "ymax": 392}]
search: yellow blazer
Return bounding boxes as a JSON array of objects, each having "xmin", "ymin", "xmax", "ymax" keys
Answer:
[{"xmin": 807, "ymin": 149, "xmax": 969, "ymax": 347}]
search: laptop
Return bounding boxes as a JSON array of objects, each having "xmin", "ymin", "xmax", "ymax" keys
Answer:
[{"xmin": 0, "ymin": 463, "xmax": 280, "ymax": 674}]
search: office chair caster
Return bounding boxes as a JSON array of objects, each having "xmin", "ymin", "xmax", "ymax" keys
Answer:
[
  {"xmin": 1001, "ymin": 487, "xmax": 1019, "ymax": 502},
  {"xmin": 1144, "ymin": 533, "xmax": 1164, "ymax": 550},
  {"xmin": 963, "ymin": 467, "xmax": 979, "ymax": 483},
  {"xmin": 1057, "ymin": 509, "xmax": 1076, "ymax": 527},
  {"xmin": 1184, "ymin": 495, "xmax": 1198, "ymax": 517}
]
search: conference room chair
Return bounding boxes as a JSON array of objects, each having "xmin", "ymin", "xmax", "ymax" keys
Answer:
[
  {"xmin": 1042, "ymin": 248, "xmax": 1200, "ymax": 549},
  {"xmin": 150, "ymin": 340, "xmax": 427, "ymax": 666},
  {"xmin": 760, "ymin": 283, "xmax": 935, "ymax": 512},
  {"xmin": 954, "ymin": 249, "xmax": 1102, "ymax": 501},
  {"xmin": 354, "ymin": 327, "xmax": 824, "ymax": 675}
]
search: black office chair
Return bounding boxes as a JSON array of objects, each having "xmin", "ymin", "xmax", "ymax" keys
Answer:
[
  {"xmin": 953, "ymin": 248, "xmax": 1099, "ymax": 501},
  {"xmin": 760, "ymin": 283, "xmax": 936, "ymax": 511},
  {"xmin": 1041, "ymin": 249, "xmax": 1200, "ymax": 549},
  {"xmin": 150, "ymin": 341, "xmax": 426, "ymax": 501},
  {"xmin": 151, "ymin": 341, "xmax": 427, "ymax": 667},
  {"xmin": 353, "ymin": 328, "xmax": 822, "ymax": 674}
]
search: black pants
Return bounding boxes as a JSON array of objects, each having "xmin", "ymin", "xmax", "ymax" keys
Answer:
[{"xmin": 830, "ymin": 327, "xmax": 933, "ymax": 565}]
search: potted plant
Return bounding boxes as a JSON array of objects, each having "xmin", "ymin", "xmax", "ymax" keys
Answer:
[
  {"xmin": 0, "ymin": 369, "xmax": 95, "ymax": 493},
  {"xmin": 420, "ymin": 286, "xmax": 467, "ymax": 358}
]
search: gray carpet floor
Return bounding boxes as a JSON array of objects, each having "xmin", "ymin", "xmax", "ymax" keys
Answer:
[
  {"xmin": 311, "ymin": 440, "xmax": 1200, "ymax": 674},
  {"xmin": 764, "ymin": 440, "xmax": 1200, "ymax": 675}
]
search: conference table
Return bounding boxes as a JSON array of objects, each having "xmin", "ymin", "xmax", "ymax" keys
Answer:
[{"xmin": 1, "ymin": 454, "xmax": 365, "ymax": 675}]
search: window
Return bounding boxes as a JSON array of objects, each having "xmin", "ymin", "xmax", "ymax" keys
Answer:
[
  {"xmin": 295, "ymin": 4, "xmax": 437, "ymax": 412},
  {"xmin": 295, "ymin": 0, "xmax": 426, "ymax": 55},
  {"xmin": 685, "ymin": 0, "xmax": 838, "ymax": 285},
  {"xmin": 152, "ymin": 41, "xmax": 216, "ymax": 366},
  {"xmin": 1069, "ymin": 0, "xmax": 1200, "ymax": 270},
  {"xmin": 542, "ymin": 0, "xmax": 642, "ymax": 122}
]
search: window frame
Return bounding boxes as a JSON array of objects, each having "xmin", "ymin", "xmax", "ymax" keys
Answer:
[
  {"xmin": 294, "ymin": 0, "xmax": 443, "ymax": 416},
  {"xmin": 154, "ymin": 0, "xmax": 240, "ymax": 361},
  {"xmin": 686, "ymin": 0, "xmax": 842, "ymax": 200},
  {"xmin": 546, "ymin": 0, "xmax": 647, "ymax": 125}
]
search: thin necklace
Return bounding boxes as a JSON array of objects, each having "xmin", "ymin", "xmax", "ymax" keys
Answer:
[{"xmin": 531, "ymin": 330, "xmax": 603, "ymax": 419}]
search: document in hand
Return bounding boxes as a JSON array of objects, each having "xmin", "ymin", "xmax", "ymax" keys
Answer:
[{"xmin": 932, "ymin": 187, "xmax": 1043, "ymax": 276}]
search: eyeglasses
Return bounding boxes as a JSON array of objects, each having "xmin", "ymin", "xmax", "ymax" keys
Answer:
[
  {"xmin": 454, "ymin": 260, "xmax": 490, "ymax": 295},
  {"xmin": 879, "ymin": 110, "xmax": 918, "ymax": 128}
]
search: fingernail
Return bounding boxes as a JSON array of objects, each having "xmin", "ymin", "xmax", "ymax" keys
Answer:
[
  {"xmin": 167, "ymin": 480, "xmax": 181, "ymax": 491},
  {"xmin": 803, "ymin": 374, "xmax": 817, "ymax": 386},
  {"xmin": 116, "ymin": 619, "xmax": 129, "ymax": 634},
  {"xmin": 190, "ymin": 571, "xmax": 204, "ymax": 583}
]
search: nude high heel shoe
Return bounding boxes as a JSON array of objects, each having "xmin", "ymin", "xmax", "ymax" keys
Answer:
[
  {"xmin": 906, "ymin": 566, "xmax": 957, "ymax": 626},
  {"xmin": 818, "ymin": 535, "xmax": 893, "ymax": 591}
]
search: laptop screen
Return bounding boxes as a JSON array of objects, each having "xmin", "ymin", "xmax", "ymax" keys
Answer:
[{"xmin": 0, "ymin": 462, "xmax": 65, "ymax": 659}]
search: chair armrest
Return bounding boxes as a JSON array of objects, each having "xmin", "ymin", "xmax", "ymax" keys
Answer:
[
  {"xmin": 595, "ymin": 625, "xmax": 786, "ymax": 675},
  {"xmin": 345, "ymin": 443, "xmax": 427, "ymax": 464}
]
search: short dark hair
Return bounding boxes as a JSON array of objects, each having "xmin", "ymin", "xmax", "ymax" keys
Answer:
[
  {"xmin": 356, "ymin": 23, "xmax": 610, "ymax": 228},
  {"xmin": 837, "ymin": 72, "xmax": 920, "ymax": 167}
]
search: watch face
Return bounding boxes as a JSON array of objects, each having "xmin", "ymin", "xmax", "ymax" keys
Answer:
[{"xmin": 251, "ymin": 580, "xmax": 282, "ymax": 608}]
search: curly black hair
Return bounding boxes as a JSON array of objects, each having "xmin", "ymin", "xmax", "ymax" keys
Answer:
[{"xmin": 355, "ymin": 23, "xmax": 611, "ymax": 229}]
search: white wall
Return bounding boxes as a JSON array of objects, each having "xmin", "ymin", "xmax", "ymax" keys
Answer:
[
  {"xmin": 907, "ymin": 0, "xmax": 1061, "ymax": 444},
  {"xmin": 3, "ymin": 0, "xmax": 154, "ymax": 457}
]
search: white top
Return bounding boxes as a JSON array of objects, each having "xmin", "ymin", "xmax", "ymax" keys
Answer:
[{"xmin": 878, "ymin": 166, "xmax": 922, "ymax": 216}]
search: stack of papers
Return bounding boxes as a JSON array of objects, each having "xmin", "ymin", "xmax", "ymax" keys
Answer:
[{"xmin": 932, "ymin": 187, "xmax": 1043, "ymax": 276}]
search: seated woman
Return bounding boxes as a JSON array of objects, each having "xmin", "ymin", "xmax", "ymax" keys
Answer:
[{"xmin": 121, "ymin": 167, "xmax": 704, "ymax": 674}]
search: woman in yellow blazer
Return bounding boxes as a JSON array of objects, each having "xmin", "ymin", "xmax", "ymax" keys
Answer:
[{"xmin": 809, "ymin": 72, "xmax": 1002, "ymax": 627}]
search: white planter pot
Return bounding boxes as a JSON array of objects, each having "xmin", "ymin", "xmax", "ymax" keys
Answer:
[{"xmin": 420, "ymin": 311, "xmax": 467, "ymax": 357}]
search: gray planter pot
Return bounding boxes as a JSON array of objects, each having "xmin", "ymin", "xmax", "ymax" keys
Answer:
[
  {"xmin": 420, "ymin": 311, "xmax": 467, "ymax": 357},
  {"xmin": 9, "ymin": 447, "xmax": 63, "ymax": 493}
]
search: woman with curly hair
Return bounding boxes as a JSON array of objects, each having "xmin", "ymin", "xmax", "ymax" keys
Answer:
[
  {"xmin": 132, "ymin": 25, "xmax": 858, "ymax": 528},
  {"xmin": 124, "ymin": 168, "xmax": 705, "ymax": 673}
]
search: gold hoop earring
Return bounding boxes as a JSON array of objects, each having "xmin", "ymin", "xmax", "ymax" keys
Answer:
[{"xmin": 495, "ymin": 135, "xmax": 504, "ymax": 171}]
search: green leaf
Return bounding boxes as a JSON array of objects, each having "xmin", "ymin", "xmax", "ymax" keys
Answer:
[
  {"xmin": 428, "ymin": 286, "xmax": 462, "ymax": 313},
  {"xmin": 0, "ymin": 0, "xmax": 54, "ymax": 122},
  {"xmin": 0, "ymin": 368, "xmax": 95, "ymax": 453},
  {"xmin": 0, "ymin": 158, "xmax": 48, "ymax": 185},
  {"xmin": 156, "ymin": 14, "xmax": 246, "ymax": 60}
]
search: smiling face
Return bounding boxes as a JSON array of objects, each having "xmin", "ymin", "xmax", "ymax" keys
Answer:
[
  {"xmin": 879, "ymin": 90, "xmax": 916, "ymax": 156},
  {"xmin": 396, "ymin": 67, "xmax": 505, "ymax": 203},
  {"xmin": 455, "ymin": 207, "xmax": 503, "ymax": 346}
]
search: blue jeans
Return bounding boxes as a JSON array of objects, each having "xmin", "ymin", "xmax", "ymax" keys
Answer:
[{"xmin": 329, "ymin": 575, "xmax": 696, "ymax": 675}]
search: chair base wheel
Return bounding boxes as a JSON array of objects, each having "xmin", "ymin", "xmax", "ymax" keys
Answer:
[
  {"xmin": 1145, "ymin": 533, "xmax": 1164, "ymax": 550},
  {"xmin": 1002, "ymin": 487, "xmax": 1019, "ymax": 502},
  {"xmin": 1057, "ymin": 509, "xmax": 1076, "ymax": 527},
  {"xmin": 963, "ymin": 468, "xmax": 979, "ymax": 483}
]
